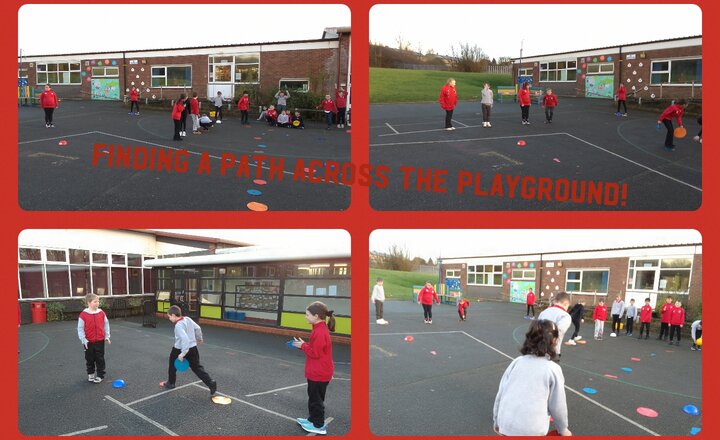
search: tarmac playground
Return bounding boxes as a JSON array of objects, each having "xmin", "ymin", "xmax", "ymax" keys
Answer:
[{"xmin": 370, "ymin": 301, "xmax": 701, "ymax": 436}]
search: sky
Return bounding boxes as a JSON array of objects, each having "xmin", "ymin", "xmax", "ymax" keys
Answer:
[
  {"xmin": 152, "ymin": 229, "xmax": 350, "ymax": 251},
  {"xmin": 17, "ymin": 4, "xmax": 350, "ymax": 56},
  {"xmin": 370, "ymin": 230, "xmax": 701, "ymax": 261},
  {"xmin": 370, "ymin": 4, "xmax": 702, "ymax": 60}
]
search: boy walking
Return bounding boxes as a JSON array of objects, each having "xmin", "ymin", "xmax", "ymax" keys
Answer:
[
  {"xmin": 371, "ymin": 278, "xmax": 388, "ymax": 325},
  {"xmin": 638, "ymin": 298, "xmax": 653, "ymax": 339},
  {"xmin": 542, "ymin": 88, "xmax": 558, "ymax": 123},
  {"xmin": 624, "ymin": 298, "xmax": 637, "ymax": 336},
  {"xmin": 593, "ymin": 299, "xmax": 608, "ymax": 340},
  {"xmin": 537, "ymin": 292, "xmax": 572, "ymax": 362},
  {"xmin": 77, "ymin": 293, "xmax": 111, "ymax": 383},
  {"xmin": 566, "ymin": 300, "xmax": 585, "ymax": 345},
  {"xmin": 160, "ymin": 305, "xmax": 217, "ymax": 397}
]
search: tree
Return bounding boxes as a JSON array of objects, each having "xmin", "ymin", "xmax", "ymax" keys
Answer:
[
  {"xmin": 427, "ymin": 257, "xmax": 434, "ymax": 266},
  {"xmin": 450, "ymin": 43, "xmax": 490, "ymax": 72},
  {"xmin": 498, "ymin": 56, "xmax": 512, "ymax": 65},
  {"xmin": 386, "ymin": 244, "xmax": 413, "ymax": 271},
  {"xmin": 395, "ymin": 35, "xmax": 412, "ymax": 51}
]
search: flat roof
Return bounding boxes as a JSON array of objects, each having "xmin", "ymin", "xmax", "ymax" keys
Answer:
[{"xmin": 144, "ymin": 245, "xmax": 350, "ymax": 267}]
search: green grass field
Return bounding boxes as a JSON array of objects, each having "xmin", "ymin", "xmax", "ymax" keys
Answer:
[
  {"xmin": 370, "ymin": 67, "xmax": 513, "ymax": 103},
  {"xmin": 369, "ymin": 268, "xmax": 439, "ymax": 301}
]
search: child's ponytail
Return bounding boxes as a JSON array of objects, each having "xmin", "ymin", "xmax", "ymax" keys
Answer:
[
  {"xmin": 307, "ymin": 301, "xmax": 336, "ymax": 332},
  {"xmin": 326, "ymin": 309, "xmax": 336, "ymax": 332}
]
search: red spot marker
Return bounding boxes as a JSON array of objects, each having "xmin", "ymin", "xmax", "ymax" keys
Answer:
[
  {"xmin": 636, "ymin": 407, "xmax": 659, "ymax": 418},
  {"xmin": 345, "ymin": 129, "xmax": 351, "ymax": 134},
  {"xmin": 553, "ymin": 158, "xmax": 561, "ymax": 163},
  {"xmin": 404, "ymin": 335, "xmax": 414, "ymax": 343},
  {"xmin": 631, "ymin": 357, "xmax": 641, "ymax": 361},
  {"xmin": 58, "ymin": 140, "xmax": 68, "ymax": 146},
  {"xmin": 517, "ymin": 140, "xmax": 526, "ymax": 146},
  {"xmin": 604, "ymin": 374, "xmax": 618, "ymax": 379},
  {"xmin": 253, "ymin": 179, "xmax": 267, "ymax": 185}
]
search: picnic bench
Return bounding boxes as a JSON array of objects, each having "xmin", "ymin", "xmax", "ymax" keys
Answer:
[{"xmin": 496, "ymin": 86, "xmax": 517, "ymax": 103}]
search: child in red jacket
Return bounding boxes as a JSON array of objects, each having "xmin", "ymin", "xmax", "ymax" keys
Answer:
[
  {"xmin": 291, "ymin": 301, "xmax": 335, "ymax": 435},
  {"xmin": 638, "ymin": 298, "xmax": 653, "ymax": 340},
  {"xmin": 657, "ymin": 297, "xmax": 674, "ymax": 341},
  {"xmin": 542, "ymin": 88, "xmax": 558, "ymax": 124},
  {"xmin": 265, "ymin": 105, "xmax": 279, "ymax": 126},
  {"xmin": 592, "ymin": 299, "xmax": 608, "ymax": 340},
  {"xmin": 237, "ymin": 90, "xmax": 250, "ymax": 125},
  {"xmin": 439, "ymin": 78, "xmax": 458, "ymax": 130},
  {"xmin": 40, "ymin": 84, "xmax": 59, "ymax": 128},
  {"xmin": 317, "ymin": 95, "xmax": 338, "ymax": 130},
  {"xmin": 616, "ymin": 84, "xmax": 627, "ymax": 116},
  {"xmin": 668, "ymin": 300, "xmax": 685, "ymax": 346},
  {"xmin": 518, "ymin": 81, "xmax": 531, "ymax": 125},
  {"xmin": 172, "ymin": 94, "xmax": 186, "ymax": 141},
  {"xmin": 418, "ymin": 281, "xmax": 440, "ymax": 324},
  {"xmin": 458, "ymin": 298, "xmax": 470, "ymax": 321},
  {"xmin": 128, "ymin": 86, "xmax": 140, "ymax": 115},
  {"xmin": 657, "ymin": 99, "xmax": 688, "ymax": 150},
  {"xmin": 525, "ymin": 287, "xmax": 536, "ymax": 318}
]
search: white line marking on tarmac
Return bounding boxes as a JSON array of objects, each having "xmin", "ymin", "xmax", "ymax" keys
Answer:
[
  {"xmin": 104, "ymin": 395, "xmax": 179, "ymax": 436},
  {"xmin": 59, "ymin": 425, "xmax": 108, "ymax": 436},
  {"xmin": 245, "ymin": 383, "xmax": 307, "ymax": 397},
  {"xmin": 563, "ymin": 132, "xmax": 701, "ymax": 192},
  {"xmin": 385, "ymin": 122, "xmax": 399, "ymax": 134},
  {"xmin": 452, "ymin": 119, "xmax": 469, "ymax": 127},
  {"xmin": 370, "ymin": 132, "xmax": 564, "ymax": 147},
  {"xmin": 18, "ymin": 131, "xmax": 100, "ymax": 145},
  {"xmin": 18, "ymin": 331, "xmax": 50, "ymax": 364},
  {"xmin": 306, "ymin": 417, "xmax": 334, "ymax": 436},
  {"xmin": 378, "ymin": 124, "xmax": 486, "ymax": 137},
  {"xmin": 370, "ymin": 344, "xmax": 397, "ymax": 357},
  {"xmin": 125, "ymin": 381, "xmax": 202, "ymax": 406},
  {"xmin": 191, "ymin": 383, "xmax": 296, "ymax": 422},
  {"xmin": 371, "ymin": 331, "xmax": 464, "ymax": 336}
]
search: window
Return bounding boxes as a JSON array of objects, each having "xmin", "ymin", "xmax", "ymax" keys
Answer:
[
  {"xmin": 19, "ymin": 264, "xmax": 44, "ymax": 298},
  {"xmin": 46, "ymin": 264, "xmax": 70, "ymax": 297},
  {"xmin": 279, "ymin": 79, "xmax": 309, "ymax": 93},
  {"xmin": 91, "ymin": 67, "xmax": 119, "ymax": 77},
  {"xmin": 566, "ymin": 269, "xmax": 609, "ymax": 293},
  {"xmin": 587, "ymin": 62, "xmax": 614, "ymax": 75},
  {"xmin": 519, "ymin": 68, "xmax": 533, "ymax": 76},
  {"xmin": 235, "ymin": 53, "xmax": 260, "ymax": 84},
  {"xmin": 540, "ymin": 60, "xmax": 577, "ymax": 82},
  {"xmin": 468, "ymin": 264, "xmax": 503, "ymax": 285},
  {"xmin": 19, "ymin": 248, "xmax": 41, "ymax": 261},
  {"xmin": 627, "ymin": 258, "xmax": 692, "ymax": 293},
  {"xmin": 92, "ymin": 252, "xmax": 108, "ymax": 264},
  {"xmin": 111, "ymin": 267, "xmax": 127, "ymax": 295},
  {"xmin": 446, "ymin": 269, "xmax": 461, "ymax": 278},
  {"xmin": 19, "ymin": 68, "xmax": 28, "ymax": 79},
  {"xmin": 36, "ymin": 62, "xmax": 81, "ymax": 85},
  {"xmin": 70, "ymin": 265, "xmax": 91, "ymax": 296},
  {"xmin": 69, "ymin": 249, "xmax": 90, "ymax": 264},
  {"xmin": 46, "ymin": 249, "xmax": 67, "ymax": 262},
  {"xmin": 151, "ymin": 66, "xmax": 192, "ymax": 87},
  {"xmin": 112, "ymin": 254, "xmax": 126, "ymax": 265},
  {"xmin": 651, "ymin": 58, "xmax": 701, "ymax": 85},
  {"xmin": 511, "ymin": 269, "xmax": 536, "ymax": 280}
]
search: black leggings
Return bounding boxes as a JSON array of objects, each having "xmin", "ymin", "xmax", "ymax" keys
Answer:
[
  {"xmin": 336, "ymin": 107, "xmax": 346, "ymax": 125},
  {"xmin": 44, "ymin": 107, "xmax": 55, "ymax": 124},
  {"xmin": 669, "ymin": 325, "xmax": 682, "ymax": 342},
  {"xmin": 617, "ymin": 100, "xmax": 627, "ymax": 113},
  {"xmin": 130, "ymin": 101, "xmax": 140, "ymax": 113},
  {"xmin": 422, "ymin": 304, "xmax": 433, "ymax": 320},
  {"xmin": 240, "ymin": 110, "xmax": 248, "ymax": 124},
  {"xmin": 662, "ymin": 119, "xmax": 674, "ymax": 147},
  {"xmin": 526, "ymin": 304, "xmax": 535, "ymax": 317},
  {"xmin": 445, "ymin": 109, "xmax": 454, "ymax": 128},
  {"xmin": 570, "ymin": 319, "xmax": 581, "ymax": 338},
  {"xmin": 612, "ymin": 314, "xmax": 622, "ymax": 333},
  {"xmin": 215, "ymin": 105, "xmax": 223, "ymax": 121},
  {"xmin": 521, "ymin": 105, "xmax": 530, "ymax": 122},
  {"xmin": 639, "ymin": 322, "xmax": 650, "ymax": 337},
  {"xmin": 167, "ymin": 346, "xmax": 214, "ymax": 387},
  {"xmin": 307, "ymin": 379, "xmax": 329, "ymax": 428}
]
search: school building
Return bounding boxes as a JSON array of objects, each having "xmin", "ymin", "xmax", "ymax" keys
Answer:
[
  {"xmin": 512, "ymin": 36, "xmax": 701, "ymax": 100},
  {"xmin": 18, "ymin": 230, "xmax": 351, "ymax": 336},
  {"xmin": 439, "ymin": 243, "xmax": 702, "ymax": 318},
  {"xmin": 17, "ymin": 26, "xmax": 350, "ymax": 104}
]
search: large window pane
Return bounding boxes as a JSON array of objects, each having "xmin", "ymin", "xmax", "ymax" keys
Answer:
[
  {"xmin": 143, "ymin": 268, "xmax": 154, "ymax": 293},
  {"xmin": 661, "ymin": 258, "xmax": 692, "ymax": 268},
  {"xmin": 670, "ymin": 59, "xmax": 701, "ymax": 84},
  {"xmin": 236, "ymin": 66, "xmax": 259, "ymax": 83},
  {"xmin": 19, "ymin": 264, "xmax": 45, "ymax": 298},
  {"xmin": 214, "ymin": 65, "xmax": 231, "ymax": 82},
  {"xmin": 128, "ymin": 268, "xmax": 142, "ymax": 294},
  {"xmin": 70, "ymin": 265, "xmax": 91, "ymax": 296},
  {"xmin": 111, "ymin": 267, "xmax": 127, "ymax": 295},
  {"xmin": 46, "ymin": 265, "xmax": 70, "ymax": 297},
  {"xmin": 582, "ymin": 271, "xmax": 608, "ymax": 293},
  {"xmin": 658, "ymin": 269, "xmax": 690, "ymax": 292},
  {"xmin": 19, "ymin": 248, "xmax": 41, "ymax": 261},
  {"xmin": 634, "ymin": 270, "xmax": 655, "ymax": 290},
  {"xmin": 166, "ymin": 66, "xmax": 191, "ymax": 87},
  {"xmin": 92, "ymin": 267, "xmax": 109, "ymax": 295}
]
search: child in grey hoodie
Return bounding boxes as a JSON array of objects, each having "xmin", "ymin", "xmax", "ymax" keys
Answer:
[
  {"xmin": 480, "ymin": 82, "xmax": 494, "ymax": 127},
  {"xmin": 493, "ymin": 319, "xmax": 571, "ymax": 436}
]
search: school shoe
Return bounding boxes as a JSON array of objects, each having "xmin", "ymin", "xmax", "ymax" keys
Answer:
[
  {"xmin": 610, "ymin": 333, "xmax": 617, "ymax": 337},
  {"xmin": 50, "ymin": 124, "xmax": 55, "ymax": 128},
  {"xmin": 376, "ymin": 319, "xmax": 389, "ymax": 325},
  {"xmin": 428, "ymin": 320, "xmax": 433, "ymax": 325},
  {"xmin": 159, "ymin": 381, "xmax": 176, "ymax": 390},
  {"xmin": 424, "ymin": 319, "xmax": 428, "ymax": 324},
  {"xmin": 565, "ymin": 339, "xmax": 577, "ymax": 346},
  {"xmin": 93, "ymin": 376, "xmax": 103, "ymax": 383},
  {"xmin": 299, "ymin": 419, "xmax": 327, "ymax": 435},
  {"xmin": 45, "ymin": 123, "xmax": 50, "ymax": 128},
  {"xmin": 88, "ymin": 373, "xmax": 96, "ymax": 382},
  {"xmin": 622, "ymin": 113, "xmax": 628, "ymax": 117},
  {"xmin": 296, "ymin": 418, "xmax": 309, "ymax": 425},
  {"xmin": 487, "ymin": 123, "xmax": 492, "ymax": 127},
  {"xmin": 209, "ymin": 380, "xmax": 218, "ymax": 396},
  {"xmin": 574, "ymin": 336, "xmax": 583, "ymax": 341},
  {"xmin": 691, "ymin": 346, "xmax": 697, "ymax": 351}
]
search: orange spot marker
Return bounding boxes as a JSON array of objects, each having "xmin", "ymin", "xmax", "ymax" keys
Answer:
[
  {"xmin": 246, "ymin": 202, "xmax": 268, "ymax": 211},
  {"xmin": 253, "ymin": 179, "xmax": 267, "ymax": 185}
]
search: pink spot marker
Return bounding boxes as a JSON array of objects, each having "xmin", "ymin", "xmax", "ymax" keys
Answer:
[
  {"xmin": 665, "ymin": 350, "xmax": 674, "ymax": 353},
  {"xmin": 254, "ymin": 150, "xmax": 264, "ymax": 154},
  {"xmin": 636, "ymin": 407, "xmax": 659, "ymax": 418},
  {"xmin": 254, "ymin": 137, "xmax": 262, "ymax": 140},
  {"xmin": 517, "ymin": 140, "xmax": 526, "ymax": 147},
  {"xmin": 631, "ymin": 357, "xmax": 641, "ymax": 361},
  {"xmin": 345, "ymin": 129, "xmax": 351, "ymax": 134},
  {"xmin": 553, "ymin": 158, "xmax": 561, "ymax": 163},
  {"xmin": 253, "ymin": 179, "xmax": 267, "ymax": 185},
  {"xmin": 604, "ymin": 374, "xmax": 618, "ymax": 379},
  {"xmin": 430, "ymin": 351, "xmax": 437, "ymax": 356},
  {"xmin": 404, "ymin": 336, "xmax": 414, "ymax": 343}
]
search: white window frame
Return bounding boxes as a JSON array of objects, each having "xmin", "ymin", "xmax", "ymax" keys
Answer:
[
  {"xmin": 519, "ymin": 68, "xmax": 533, "ymax": 76},
  {"xmin": 446, "ymin": 269, "xmax": 461, "ymax": 278},
  {"xmin": 468, "ymin": 264, "xmax": 503, "ymax": 286},
  {"xmin": 565, "ymin": 268, "xmax": 609, "ymax": 294},
  {"xmin": 279, "ymin": 78, "xmax": 310, "ymax": 93},
  {"xmin": 91, "ymin": 66, "xmax": 119, "ymax": 77},
  {"xmin": 151, "ymin": 65, "xmax": 192, "ymax": 88},
  {"xmin": 539, "ymin": 60, "xmax": 577, "ymax": 82},
  {"xmin": 650, "ymin": 57, "xmax": 702, "ymax": 86},
  {"xmin": 627, "ymin": 257, "xmax": 693, "ymax": 294},
  {"xmin": 586, "ymin": 62, "xmax": 614, "ymax": 75},
  {"xmin": 511, "ymin": 269, "xmax": 536, "ymax": 280},
  {"xmin": 36, "ymin": 61, "xmax": 82, "ymax": 85}
]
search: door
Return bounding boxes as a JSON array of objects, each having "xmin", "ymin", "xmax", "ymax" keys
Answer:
[{"xmin": 170, "ymin": 269, "xmax": 200, "ymax": 319}]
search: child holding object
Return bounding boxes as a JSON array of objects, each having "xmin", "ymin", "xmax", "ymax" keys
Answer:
[
  {"xmin": 458, "ymin": 297, "xmax": 470, "ymax": 322},
  {"xmin": 160, "ymin": 305, "xmax": 217, "ymax": 397},
  {"xmin": 291, "ymin": 301, "xmax": 335, "ymax": 435},
  {"xmin": 657, "ymin": 99, "xmax": 688, "ymax": 150},
  {"xmin": 592, "ymin": 299, "xmax": 607, "ymax": 340},
  {"xmin": 690, "ymin": 320, "xmax": 702, "ymax": 350},
  {"xmin": 493, "ymin": 319, "xmax": 571, "ymax": 436},
  {"xmin": 78, "ymin": 293, "xmax": 111, "ymax": 383}
]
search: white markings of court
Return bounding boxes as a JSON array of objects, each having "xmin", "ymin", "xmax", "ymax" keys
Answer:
[
  {"xmin": 191, "ymin": 383, "xmax": 297, "ymax": 422},
  {"xmin": 370, "ymin": 130, "xmax": 700, "ymax": 193},
  {"xmin": 59, "ymin": 425, "xmax": 108, "ymax": 436},
  {"xmin": 385, "ymin": 122, "xmax": 400, "ymax": 134},
  {"xmin": 371, "ymin": 330, "xmax": 660, "ymax": 436},
  {"xmin": 104, "ymin": 395, "xmax": 179, "ymax": 436},
  {"xmin": 245, "ymin": 382, "xmax": 307, "ymax": 397},
  {"xmin": 18, "ymin": 131, "xmax": 99, "ymax": 145},
  {"xmin": 452, "ymin": 119, "xmax": 469, "ymax": 127},
  {"xmin": 378, "ymin": 123, "xmax": 486, "ymax": 137}
]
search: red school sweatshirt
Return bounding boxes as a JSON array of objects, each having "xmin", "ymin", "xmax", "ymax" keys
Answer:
[{"xmin": 301, "ymin": 321, "xmax": 334, "ymax": 382}]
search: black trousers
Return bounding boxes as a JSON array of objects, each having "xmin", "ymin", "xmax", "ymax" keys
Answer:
[
  {"xmin": 214, "ymin": 105, "xmax": 223, "ymax": 121},
  {"xmin": 167, "ymin": 346, "xmax": 214, "ymax": 387},
  {"xmin": 693, "ymin": 329, "xmax": 703, "ymax": 347},
  {"xmin": 521, "ymin": 105, "xmax": 530, "ymax": 122},
  {"xmin": 612, "ymin": 314, "xmax": 622, "ymax": 333},
  {"xmin": 526, "ymin": 304, "xmax": 535, "ymax": 317},
  {"xmin": 180, "ymin": 112, "xmax": 188, "ymax": 131},
  {"xmin": 307, "ymin": 379, "xmax": 329, "ymax": 428},
  {"xmin": 458, "ymin": 309, "xmax": 467, "ymax": 320},
  {"xmin": 85, "ymin": 340, "xmax": 106, "ymax": 378},
  {"xmin": 336, "ymin": 107, "xmax": 346, "ymax": 125},
  {"xmin": 173, "ymin": 119, "xmax": 182, "ymax": 140},
  {"xmin": 240, "ymin": 110, "xmax": 248, "ymax": 124},
  {"xmin": 639, "ymin": 322, "xmax": 650, "ymax": 337},
  {"xmin": 445, "ymin": 109, "xmax": 454, "ymax": 128},
  {"xmin": 669, "ymin": 325, "xmax": 682, "ymax": 342},
  {"xmin": 570, "ymin": 319, "xmax": 581, "ymax": 339},
  {"xmin": 130, "ymin": 101, "xmax": 140, "ymax": 113},
  {"xmin": 544, "ymin": 106, "xmax": 555, "ymax": 121},
  {"xmin": 44, "ymin": 107, "xmax": 55, "ymax": 124},
  {"xmin": 659, "ymin": 322, "xmax": 670, "ymax": 339},
  {"xmin": 481, "ymin": 104, "xmax": 491, "ymax": 122},
  {"xmin": 422, "ymin": 304, "xmax": 433, "ymax": 320},
  {"xmin": 625, "ymin": 317, "xmax": 634, "ymax": 334},
  {"xmin": 617, "ymin": 100, "xmax": 627, "ymax": 113},
  {"xmin": 662, "ymin": 119, "xmax": 674, "ymax": 146},
  {"xmin": 374, "ymin": 300, "xmax": 384, "ymax": 320}
]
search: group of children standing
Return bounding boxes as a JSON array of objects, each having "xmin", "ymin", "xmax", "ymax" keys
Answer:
[{"xmin": 77, "ymin": 293, "xmax": 337, "ymax": 435}]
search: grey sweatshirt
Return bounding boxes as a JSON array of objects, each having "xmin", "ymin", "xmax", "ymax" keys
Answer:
[
  {"xmin": 174, "ymin": 316, "xmax": 203, "ymax": 357},
  {"xmin": 211, "ymin": 95, "xmax": 224, "ymax": 107},
  {"xmin": 275, "ymin": 91, "xmax": 290, "ymax": 106},
  {"xmin": 370, "ymin": 284, "xmax": 385, "ymax": 302},
  {"xmin": 537, "ymin": 305, "xmax": 572, "ymax": 354},
  {"xmin": 481, "ymin": 88, "xmax": 494, "ymax": 105},
  {"xmin": 611, "ymin": 300, "xmax": 625, "ymax": 316},
  {"xmin": 493, "ymin": 355, "xmax": 569, "ymax": 435},
  {"xmin": 625, "ymin": 304, "xmax": 637, "ymax": 319}
]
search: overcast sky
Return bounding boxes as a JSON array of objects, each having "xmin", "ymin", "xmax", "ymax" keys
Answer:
[
  {"xmin": 370, "ymin": 4, "xmax": 702, "ymax": 60},
  {"xmin": 18, "ymin": 4, "xmax": 350, "ymax": 56},
  {"xmin": 370, "ymin": 230, "xmax": 701, "ymax": 261},
  {"xmin": 153, "ymin": 229, "xmax": 350, "ymax": 251}
]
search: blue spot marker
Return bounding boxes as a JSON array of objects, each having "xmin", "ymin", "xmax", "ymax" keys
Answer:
[
  {"xmin": 247, "ymin": 189, "xmax": 262, "ymax": 196},
  {"xmin": 683, "ymin": 405, "xmax": 700, "ymax": 416},
  {"xmin": 690, "ymin": 427, "xmax": 701, "ymax": 435},
  {"xmin": 257, "ymin": 144, "xmax": 267, "ymax": 148},
  {"xmin": 112, "ymin": 379, "xmax": 126, "ymax": 388},
  {"xmin": 582, "ymin": 387, "xmax": 597, "ymax": 395},
  {"xmin": 650, "ymin": 352, "xmax": 656, "ymax": 357},
  {"xmin": 621, "ymin": 367, "xmax": 633, "ymax": 372}
]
